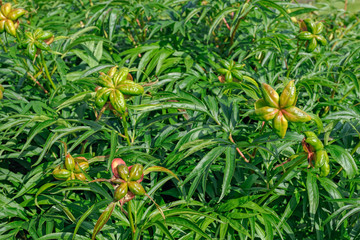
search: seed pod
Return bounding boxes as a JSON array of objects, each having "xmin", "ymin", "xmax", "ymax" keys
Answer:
[
  {"xmin": 305, "ymin": 137, "xmax": 324, "ymax": 151},
  {"xmin": 65, "ymin": 154, "xmax": 75, "ymax": 171},
  {"xmin": 128, "ymin": 181, "xmax": 145, "ymax": 196},
  {"xmin": 254, "ymin": 107, "xmax": 278, "ymax": 121},
  {"xmin": 279, "ymin": 80, "xmax": 296, "ymax": 109},
  {"xmin": 8, "ymin": 9, "xmax": 26, "ymax": 21},
  {"xmin": 314, "ymin": 22, "xmax": 324, "ymax": 34},
  {"xmin": 129, "ymin": 164, "xmax": 144, "ymax": 181},
  {"xmin": 26, "ymin": 43, "xmax": 36, "ymax": 60},
  {"xmin": 1, "ymin": 3, "xmax": 12, "ymax": 17},
  {"xmin": 316, "ymin": 35, "xmax": 327, "ymax": 46},
  {"xmin": 0, "ymin": 85, "xmax": 4, "ymax": 92},
  {"xmin": 95, "ymin": 88, "xmax": 110, "ymax": 108},
  {"xmin": 110, "ymin": 89, "xmax": 126, "ymax": 113},
  {"xmin": 261, "ymin": 83, "xmax": 279, "ymax": 108},
  {"xmin": 75, "ymin": 173, "xmax": 86, "ymax": 181},
  {"xmin": 314, "ymin": 149, "xmax": 328, "ymax": 168},
  {"xmin": 320, "ymin": 162, "xmax": 330, "ymax": 177},
  {"xmin": 118, "ymin": 82, "xmax": 144, "ymax": 96},
  {"xmin": 225, "ymin": 71, "xmax": 233, "ymax": 83},
  {"xmin": 74, "ymin": 157, "xmax": 89, "ymax": 173},
  {"xmin": 38, "ymin": 31, "xmax": 53, "ymax": 41},
  {"xmin": 114, "ymin": 182, "xmax": 128, "ymax": 200},
  {"xmin": 273, "ymin": 112, "xmax": 288, "ymax": 138},
  {"xmin": 217, "ymin": 68, "xmax": 228, "ymax": 75},
  {"xmin": 254, "ymin": 98, "xmax": 267, "ymax": 109},
  {"xmin": 282, "ymin": 106, "xmax": 311, "ymax": 122},
  {"xmin": 232, "ymin": 70, "xmax": 244, "ymax": 81},
  {"xmin": 107, "ymin": 66, "xmax": 118, "ymax": 77},
  {"xmin": 113, "ymin": 68, "xmax": 129, "ymax": 85},
  {"xmin": 111, "ymin": 158, "xmax": 126, "ymax": 178},
  {"xmin": 53, "ymin": 166, "xmax": 71, "ymax": 180},
  {"xmin": 298, "ymin": 31, "xmax": 313, "ymax": 40},
  {"xmin": 4, "ymin": 19, "xmax": 16, "ymax": 36},
  {"xmin": 304, "ymin": 131, "xmax": 317, "ymax": 138},
  {"xmin": 307, "ymin": 38, "xmax": 317, "ymax": 52},
  {"xmin": 0, "ymin": 19, "xmax": 5, "ymax": 32},
  {"xmin": 116, "ymin": 164, "xmax": 129, "ymax": 181},
  {"xmin": 304, "ymin": 19, "xmax": 316, "ymax": 33},
  {"xmin": 34, "ymin": 40, "xmax": 51, "ymax": 51}
]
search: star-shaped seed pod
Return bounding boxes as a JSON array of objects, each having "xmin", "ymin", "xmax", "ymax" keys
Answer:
[
  {"xmin": 302, "ymin": 131, "xmax": 330, "ymax": 177},
  {"xmin": 23, "ymin": 28, "xmax": 54, "ymax": 60},
  {"xmin": 217, "ymin": 60, "xmax": 246, "ymax": 83},
  {"xmin": 0, "ymin": 3, "xmax": 26, "ymax": 36},
  {"xmin": 91, "ymin": 158, "xmax": 179, "ymax": 240},
  {"xmin": 52, "ymin": 152, "xmax": 89, "ymax": 181},
  {"xmin": 95, "ymin": 67, "xmax": 144, "ymax": 114},
  {"xmin": 250, "ymin": 80, "xmax": 311, "ymax": 138},
  {"xmin": 298, "ymin": 19, "xmax": 327, "ymax": 52}
]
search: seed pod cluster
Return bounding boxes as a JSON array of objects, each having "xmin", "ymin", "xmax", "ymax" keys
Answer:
[
  {"xmin": 303, "ymin": 131, "xmax": 330, "ymax": 177},
  {"xmin": 52, "ymin": 154, "xmax": 89, "ymax": 181},
  {"xmin": 298, "ymin": 19, "xmax": 327, "ymax": 52},
  {"xmin": 0, "ymin": 3, "xmax": 26, "ymax": 36},
  {"xmin": 23, "ymin": 28, "xmax": 54, "ymax": 60},
  {"xmin": 250, "ymin": 80, "xmax": 311, "ymax": 138},
  {"xmin": 217, "ymin": 60, "xmax": 245, "ymax": 83},
  {"xmin": 95, "ymin": 67, "xmax": 144, "ymax": 114},
  {"xmin": 112, "ymin": 162, "xmax": 145, "ymax": 201}
]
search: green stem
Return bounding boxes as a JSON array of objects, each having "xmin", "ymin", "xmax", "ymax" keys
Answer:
[
  {"xmin": 351, "ymin": 140, "xmax": 360, "ymax": 155},
  {"xmin": 128, "ymin": 201, "xmax": 136, "ymax": 239},
  {"xmin": 286, "ymin": 41, "xmax": 304, "ymax": 78},
  {"xmin": 40, "ymin": 51, "xmax": 56, "ymax": 90},
  {"xmin": 121, "ymin": 114, "xmax": 131, "ymax": 146},
  {"xmin": 258, "ymin": 154, "xmax": 307, "ymax": 205}
]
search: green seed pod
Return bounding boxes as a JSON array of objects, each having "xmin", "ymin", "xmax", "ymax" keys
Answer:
[
  {"xmin": 1, "ymin": 3, "xmax": 12, "ymax": 17},
  {"xmin": 26, "ymin": 43, "xmax": 36, "ymax": 60},
  {"xmin": 0, "ymin": 20, "xmax": 5, "ymax": 32},
  {"xmin": 282, "ymin": 106, "xmax": 311, "ymax": 122},
  {"xmin": 279, "ymin": 80, "xmax": 296, "ymax": 109},
  {"xmin": 118, "ymin": 82, "xmax": 144, "ymax": 96},
  {"xmin": 114, "ymin": 182, "xmax": 128, "ymax": 200},
  {"xmin": 4, "ymin": 19, "xmax": 16, "ymax": 36},
  {"xmin": 113, "ymin": 68, "xmax": 129, "ymax": 85},
  {"xmin": 116, "ymin": 164, "xmax": 129, "ymax": 181},
  {"xmin": 217, "ymin": 68, "xmax": 228, "ymax": 75},
  {"xmin": 305, "ymin": 137, "xmax": 324, "ymax": 151},
  {"xmin": 304, "ymin": 19, "xmax": 316, "ymax": 33},
  {"xmin": 110, "ymin": 89, "xmax": 126, "ymax": 113},
  {"xmin": 34, "ymin": 40, "xmax": 51, "ymax": 51},
  {"xmin": 74, "ymin": 157, "xmax": 89, "ymax": 173},
  {"xmin": 304, "ymin": 131, "xmax": 317, "ymax": 138},
  {"xmin": 314, "ymin": 149, "xmax": 328, "ymax": 168},
  {"xmin": 75, "ymin": 173, "xmax": 86, "ymax": 181},
  {"xmin": 254, "ymin": 107, "xmax": 279, "ymax": 121},
  {"xmin": 0, "ymin": 90, "xmax": 3, "ymax": 100},
  {"xmin": 128, "ymin": 181, "xmax": 145, "ymax": 196},
  {"xmin": 53, "ymin": 166, "xmax": 71, "ymax": 180},
  {"xmin": 307, "ymin": 38, "xmax": 317, "ymax": 52},
  {"xmin": 316, "ymin": 35, "xmax": 327, "ymax": 46},
  {"xmin": 314, "ymin": 22, "xmax": 324, "ymax": 34},
  {"xmin": 232, "ymin": 69, "xmax": 244, "ymax": 81},
  {"xmin": 98, "ymin": 74, "xmax": 114, "ymax": 88},
  {"xmin": 95, "ymin": 88, "xmax": 110, "ymax": 108},
  {"xmin": 38, "ymin": 31, "xmax": 53, "ymax": 40},
  {"xmin": 107, "ymin": 66, "xmax": 118, "ymax": 78},
  {"xmin": 261, "ymin": 83, "xmax": 279, "ymax": 108},
  {"xmin": 225, "ymin": 71, "xmax": 233, "ymax": 83},
  {"xmin": 320, "ymin": 162, "xmax": 330, "ymax": 177},
  {"xmin": 254, "ymin": 98, "xmax": 267, "ymax": 109},
  {"xmin": 129, "ymin": 164, "xmax": 144, "ymax": 181},
  {"xmin": 0, "ymin": 84, "xmax": 4, "ymax": 92},
  {"xmin": 65, "ymin": 154, "xmax": 75, "ymax": 171},
  {"xmin": 298, "ymin": 31, "xmax": 313, "ymax": 40},
  {"xmin": 273, "ymin": 112, "xmax": 288, "ymax": 138},
  {"xmin": 8, "ymin": 9, "xmax": 26, "ymax": 21}
]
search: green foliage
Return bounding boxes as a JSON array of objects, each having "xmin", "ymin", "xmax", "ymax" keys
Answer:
[{"xmin": 1, "ymin": 0, "xmax": 360, "ymax": 239}]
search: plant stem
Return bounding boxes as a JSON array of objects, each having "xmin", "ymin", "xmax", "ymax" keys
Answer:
[
  {"xmin": 40, "ymin": 51, "xmax": 56, "ymax": 90},
  {"xmin": 258, "ymin": 154, "xmax": 307, "ymax": 205},
  {"xmin": 121, "ymin": 114, "xmax": 131, "ymax": 146},
  {"xmin": 0, "ymin": 37, "xmax": 7, "ymax": 53},
  {"xmin": 286, "ymin": 41, "xmax": 304, "ymax": 78},
  {"xmin": 128, "ymin": 201, "xmax": 136, "ymax": 239}
]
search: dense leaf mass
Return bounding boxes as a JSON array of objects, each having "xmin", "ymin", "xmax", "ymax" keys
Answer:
[{"xmin": 0, "ymin": 0, "xmax": 360, "ymax": 239}]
